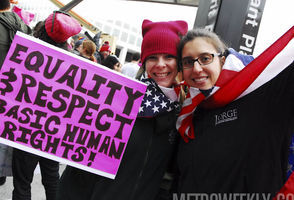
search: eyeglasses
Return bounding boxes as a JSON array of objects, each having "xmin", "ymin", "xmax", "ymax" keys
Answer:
[{"xmin": 181, "ymin": 53, "xmax": 221, "ymax": 69}]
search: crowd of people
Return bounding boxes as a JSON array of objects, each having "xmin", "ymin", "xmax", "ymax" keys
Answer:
[
  {"xmin": 69, "ymin": 29, "xmax": 139, "ymax": 76},
  {"xmin": 0, "ymin": 0, "xmax": 294, "ymax": 200}
]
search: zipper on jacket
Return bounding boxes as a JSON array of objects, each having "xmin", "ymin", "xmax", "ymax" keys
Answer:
[{"xmin": 129, "ymin": 127, "xmax": 154, "ymax": 200}]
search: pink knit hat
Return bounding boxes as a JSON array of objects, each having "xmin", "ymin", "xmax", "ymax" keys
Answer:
[
  {"xmin": 45, "ymin": 11, "xmax": 81, "ymax": 43},
  {"xmin": 140, "ymin": 19, "xmax": 188, "ymax": 64}
]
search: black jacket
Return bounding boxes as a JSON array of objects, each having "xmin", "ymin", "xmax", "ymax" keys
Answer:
[
  {"xmin": 177, "ymin": 62, "xmax": 294, "ymax": 198},
  {"xmin": 57, "ymin": 108, "xmax": 178, "ymax": 200}
]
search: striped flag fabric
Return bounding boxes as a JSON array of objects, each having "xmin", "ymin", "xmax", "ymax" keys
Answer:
[
  {"xmin": 274, "ymin": 170, "xmax": 294, "ymax": 200},
  {"xmin": 176, "ymin": 25, "xmax": 294, "ymax": 143}
]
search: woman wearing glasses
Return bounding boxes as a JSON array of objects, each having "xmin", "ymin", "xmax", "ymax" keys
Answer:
[{"xmin": 175, "ymin": 28, "xmax": 294, "ymax": 197}]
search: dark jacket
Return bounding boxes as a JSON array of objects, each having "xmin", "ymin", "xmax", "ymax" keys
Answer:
[
  {"xmin": 57, "ymin": 106, "xmax": 179, "ymax": 200},
  {"xmin": 0, "ymin": 11, "xmax": 32, "ymax": 68},
  {"xmin": 177, "ymin": 61, "xmax": 294, "ymax": 198}
]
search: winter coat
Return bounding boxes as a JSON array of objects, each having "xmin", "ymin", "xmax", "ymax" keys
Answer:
[
  {"xmin": 57, "ymin": 96, "xmax": 179, "ymax": 200},
  {"xmin": 0, "ymin": 11, "xmax": 32, "ymax": 68},
  {"xmin": 0, "ymin": 11, "xmax": 31, "ymax": 176},
  {"xmin": 177, "ymin": 61, "xmax": 294, "ymax": 198}
]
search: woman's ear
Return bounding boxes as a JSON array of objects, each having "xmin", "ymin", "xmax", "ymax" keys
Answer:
[{"xmin": 220, "ymin": 56, "xmax": 226, "ymax": 66}]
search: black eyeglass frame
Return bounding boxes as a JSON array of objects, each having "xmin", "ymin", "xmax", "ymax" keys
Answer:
[{"xmin": 181, "ymin": 53, "xmax": 222, "ymax": 70}]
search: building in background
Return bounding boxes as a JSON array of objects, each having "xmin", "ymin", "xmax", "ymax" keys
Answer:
[
  {"xmin": 16, "ymin": 0, "xmax": 292, "ymax": 62},
  {"xmin": 16, "ymin": 0, "xmax": 141, "ymax": 63},
  {"xmin": 16, "ymin": 0, "xmax": 197, "ymax": 64}
]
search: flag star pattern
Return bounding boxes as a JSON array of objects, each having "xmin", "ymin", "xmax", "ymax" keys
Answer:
[
  {"xmin": 144, "ymin": 100, "xmax": 152, "ymax": 107},
  {"xmin": 153, "ymin": 95, "xmax": 160, "ymax": 102},
  {"xmin": 152, "ymin": 105, "xmax": 159, "ymax": 113},
  {"xmin": 138, "ymin": 78, "xmax": 179, "ymax": 118},
  {"xmin": 146, "ymin": 89, "xmax": 152, "ymax": 96},
  {"xmin": 160, "ymin": 101, "xmax": 167, "ymax": 108}
]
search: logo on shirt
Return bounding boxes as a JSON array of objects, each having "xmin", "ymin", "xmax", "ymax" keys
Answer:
[{"xmin": 215, "ymin": 108, "xmax": 238, "ymax": 125}]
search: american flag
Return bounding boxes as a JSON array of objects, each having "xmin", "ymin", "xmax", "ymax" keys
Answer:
[
  {"xmin": 137, "ymin": 77, "xmax": 180, "ymax": 118},
  {"xmin": 176, "ymin": 26, "xmax": 294, "ymax": 143}
]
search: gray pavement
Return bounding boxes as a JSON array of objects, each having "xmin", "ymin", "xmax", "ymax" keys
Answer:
[{"xmin": 0, "ymin": 164, "xmax": 66, "ymax": 200}]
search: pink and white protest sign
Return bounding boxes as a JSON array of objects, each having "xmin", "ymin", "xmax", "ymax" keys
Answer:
[{"xmin": 0, "ymin": 32, "xmax": 147, "ymax": 179}]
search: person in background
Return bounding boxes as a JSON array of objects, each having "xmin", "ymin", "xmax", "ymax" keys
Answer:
[
  {"xmin": 175, "ymin": 28, "xmax": 294, "ymax": 198},
  {"xmin": 0, "ymin": 0, "xmax": 32, "ymax": 186},
  {"xmin": 12, "ymin": 11, "xmax": 81, "ymax": 200},
  {"xmin": 72, "ymin": 36, "xmax": 85, "ymax": 55},
  {"xmin": 78, "ymin": 39, "xmax": 97, "ymax": 62},
  {"xmin": 99, "ymin": 41, "xmax": 111, "ymax": 61},
  {"xmin": 102, "ymin": 54, "xmax": 122, "ymax": 72},
  {"xmin": 121, "ymin": 52, "xmax": 141, "ymax": 78},
  {"xmin": 0, "ymin": 0, "xmax": 31, "ymax": 68},
  {"xmin": 56, "ymin": 19, "xmax": 188, "ymax": 200}
]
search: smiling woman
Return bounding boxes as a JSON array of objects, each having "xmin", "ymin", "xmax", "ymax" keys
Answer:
[
  {"xmin": 181, "ymin": 37, "xmax": 225, "ymax": 90},
  {"xmin": 175, "ymin": 27, "xmax": 294, "ymax": 197},
  {"xmin": 145, "ymin": 54, "xmax": 178, "ymax": 87},
  {"xmin": 139, "ymin": 19, "xmax": 187, "ymax": 87},
  {"xmin": 57, "ymin": 19, "xmax": 188, "ymax": 200}
]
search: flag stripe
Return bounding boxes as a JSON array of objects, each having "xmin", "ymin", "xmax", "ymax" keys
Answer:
[
  {"xmin": 274, "ymin": 172, "xmax": 294, "ymax": 199},
  {"xmin": 240, "ymin": 37, "xmax": 294, "ymax": 99},
  {"xmin": 179, "ymin": 93, "xmax": 205, "ymax": 114},
  {"xmin": 215, "ymin": 69, "xmax": 239, "ymax": 86}
]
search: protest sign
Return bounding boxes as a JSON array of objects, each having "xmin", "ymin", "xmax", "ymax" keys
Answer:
[{"xmin": 0, "ymin": 32, "xmax": 147, "ymax": 179}]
